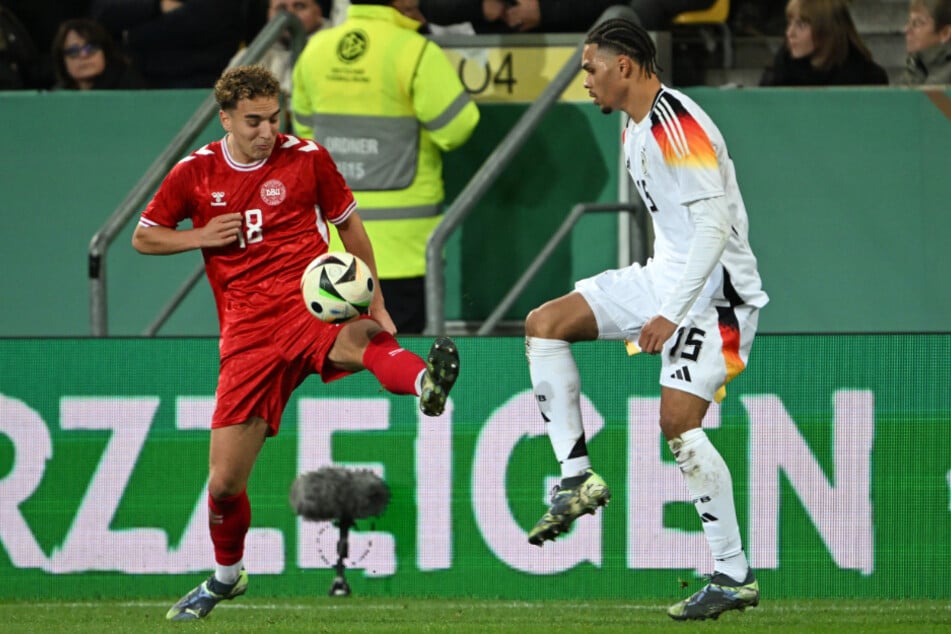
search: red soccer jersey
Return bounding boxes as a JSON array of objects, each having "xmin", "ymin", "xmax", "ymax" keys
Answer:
[{"xmin": 140, "ymin": 133, "xmax": 356, "ymax": 330}]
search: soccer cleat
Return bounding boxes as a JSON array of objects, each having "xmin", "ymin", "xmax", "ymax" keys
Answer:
[
  {"xmin": 165, "ymin": 569, "xmax": 248, "ymax": 621},
  {"xmin": 527, "ymin": 469, "xmax": 611, "ymax": 546},
  {"xmin": 419, "ymin": 336, "xmax": 459, "ymax": 417},
  {"xmin": 667, "ymin": 570, "xmax": 760, "ymax": 621}
]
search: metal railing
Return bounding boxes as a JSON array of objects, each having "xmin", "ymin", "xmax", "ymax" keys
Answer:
[
  {"xmin": 423, "ymin": 4, "xmax": 642, "ymax": 335},
  {"xmin": 476, "ymin": 202, "xmax": 641, "ymax": 335},
  {"xmin": 88, "ymin": 11, "xmax": 306, "ymax": 336},
  {"xmin": 90, "ymin": 5, "xmax": 653, "ymax": 337}
]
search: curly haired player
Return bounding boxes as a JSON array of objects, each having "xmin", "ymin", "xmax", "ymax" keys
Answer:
[{"xmin": 133, "ymin": 64, "xmax": 459, "ymax": 621}]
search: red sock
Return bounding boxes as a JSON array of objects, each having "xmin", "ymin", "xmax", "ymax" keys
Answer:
[
  {"xmin": 362, "ymin": 331, "xmax": 425, "ymax": 395},
  {"xmin": 208, "ymin": 490, "xmax": 250, "ymax": 566}
]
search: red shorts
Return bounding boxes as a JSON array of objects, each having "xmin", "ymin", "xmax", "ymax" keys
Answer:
[{"xmin": 212, "ymin": 293, "xmax": 358, "ymax": 436}]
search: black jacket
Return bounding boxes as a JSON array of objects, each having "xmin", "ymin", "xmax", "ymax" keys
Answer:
[
  {"xmin": 68, "ymin": 59, "xmax": 147, "ymax": 89},
  {"xmin": 92, "ymin": 0, "xmax": 248, "ymax": 88},
  {"xmin": 419, "ymin": 0, "xmax": 632, "ymax": 33},
  {"xmin": 760, "ymin": 42, "xmax": 889, "ymax": 87}
]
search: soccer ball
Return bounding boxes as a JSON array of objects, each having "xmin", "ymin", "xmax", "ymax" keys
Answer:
[{"xmin": 300, "ymin": 252, "xmax": 374, "ymax": 323}]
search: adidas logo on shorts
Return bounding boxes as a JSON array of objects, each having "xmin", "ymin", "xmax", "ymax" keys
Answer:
[{"xmin": 670, "ymin": 366, "xmax": 692, "ymax": 382}]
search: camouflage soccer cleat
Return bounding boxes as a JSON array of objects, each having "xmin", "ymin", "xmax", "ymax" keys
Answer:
[
  {"xmin": 165, "ymin": 569, "xmax": 248, "ymax": 621},
  {"xmin": 667, "ymin": 570, "xmax": 759, "ymax": 621},
  {"xmin": 527, "ymin": 469, "xmax": 611, "ymax": 546},
  {"xmin": 419, "ymin": 336, "xmax": 459, "ymax": 417}
]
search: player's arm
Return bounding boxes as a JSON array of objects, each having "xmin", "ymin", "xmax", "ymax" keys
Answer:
[
  {"xmin": 132, "ymin": 213, "xmax": 243, "ymax": 255},
  {"xmin": 639, "ymin": 195, "xmax": 731, "ymax": 353},
  {"xmin": 334, "ymin": 212, "xmax": 396, "ymax": 333}
]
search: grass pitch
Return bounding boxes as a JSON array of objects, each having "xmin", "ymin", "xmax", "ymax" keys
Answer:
[{"xmin": 2, "ymin": 598, "xmax": 949, "ymax": 633}]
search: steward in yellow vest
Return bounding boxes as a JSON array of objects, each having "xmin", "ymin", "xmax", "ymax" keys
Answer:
[{"xmin": 292, "ymin": 0, "xmax": 479, "ymax": 332}]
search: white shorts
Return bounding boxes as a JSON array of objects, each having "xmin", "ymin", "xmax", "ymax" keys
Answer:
[{"xmin": 575, "ymin": 263, "xmax": 759, "ymax": 402}]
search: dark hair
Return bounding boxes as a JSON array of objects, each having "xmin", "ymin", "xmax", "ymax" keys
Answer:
[
  {"xmin": 51, "ymin": 18, "xmax": 127, "ymax": 89},
  {"xmin": 585, "ymin": 18, "xmax": 661, "ymax": 76},
  {"xmin": 912, "ymin": 0, "xmax": 951, "ymax": 29},
  {"xmin": 214, "ymin": 65, "xmax": 281, "ymax": 110}
]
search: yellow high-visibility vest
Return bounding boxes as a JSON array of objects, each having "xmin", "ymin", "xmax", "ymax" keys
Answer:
[{"xmin": 292, "ymin": 4, "xmax": 479, "ymax": 279}]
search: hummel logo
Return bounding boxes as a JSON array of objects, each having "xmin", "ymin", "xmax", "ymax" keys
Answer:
[
  {"xmin": 670, "ymin": 366, "xmax": 692, "ymax": 382},
  {"xmin": 211, "ymin": 191, "xmax": 227, "ymax": 207}
]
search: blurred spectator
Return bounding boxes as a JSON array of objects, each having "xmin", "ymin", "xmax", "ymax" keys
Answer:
[
  {"xmin": 3, "ymin": 0, "xmax": 91, "ymax": 88},
  {"xmin": 51, "ymin": 18, "xmax": 146, "ymax": 89},
  {"xmin": 760, "ymin": 0, "xmax": 888, "ymax": 86},
  {"xmin": 231, "ymin": 0, "xmax": 329, "ymax": 104},
  {"xmin": 0, "ymin": 3, "xmax": 38, "ymax": 89},
  {"xmin": 292, "ymin": 0, "xmax": 479, "ymax": 333},
  {"xmin": 415, "ymin": 0, "xmax": 508, "ymax": 33},
  {"xmin": 91, "ymin": 0, "xmax": 249, "ymax": 88},
  {"xmin": 418, "ymin": 0, "xmax": 633, "ymax": 33},
  {"xmin": 393, "ymin": 0, "xmax": 427, "ymax": 28},
  {"xmin": 901, "ymin": 0, "xmax": 951, "ymax": 85},
  {"xmin": 502, "ymin": 0, "xmax": 637, "ymax": 32}
]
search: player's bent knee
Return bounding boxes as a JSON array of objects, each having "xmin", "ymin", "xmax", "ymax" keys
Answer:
[
  {"xmin": 344, "ymin": 318, "xmax": 383, "ymax": 346},
  {"xmin": 525, "ymin": 306, "xmax": 557, "ymax": 338},
  {"xmin": 330, "ymin": 319, "xmax": 383, "ymax": 367},
  {"xmin": 208, "ymin": 476, "xmax": 246, "ymax": 500}
]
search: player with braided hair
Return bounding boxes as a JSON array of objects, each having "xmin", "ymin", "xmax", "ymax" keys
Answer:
[{"xmin": 524, "ymin": 18, "xmax": 767, "ymax": 621}]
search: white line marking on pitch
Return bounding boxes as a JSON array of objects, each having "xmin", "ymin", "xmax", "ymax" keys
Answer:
[{"xmin": 13, "ymin": 601, "xmax": 951, "ymax": 613}]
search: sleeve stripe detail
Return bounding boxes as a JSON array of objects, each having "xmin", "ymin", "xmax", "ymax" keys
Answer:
[
  {"xmin": 281, "ymin": 134, "xmax": 320, "ymax": 153},
  {"xmin": 655, "ymin": 97, "xmax": 690, "ymax": 159},
  {"xmin": 329, "ymin": 199, "xmax": 358, "ymax": 225},
  {"xmin": 423, "ymin": 91, "xmax": 473, "ymax": 132}
]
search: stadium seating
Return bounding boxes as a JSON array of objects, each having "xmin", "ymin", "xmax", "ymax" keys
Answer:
[{"xmin": 673, "ymin": 0, "xmax": 733, "ymax": 69}]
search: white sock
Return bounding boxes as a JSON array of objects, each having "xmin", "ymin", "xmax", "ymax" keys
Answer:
[
  {"xmin": 668, "ymin": 428, "xmax": 749, "ymax": 583},
  {"xmin": 415, "ymin": 368, "xmax": 426, "ymax": 396},
  {"xmin": 215, "ymin": 560, "xmax": 242, "ymax": 586},
  {"xmin": 526, "ymin": 337, "xmax": 591, "ymax": 478}
]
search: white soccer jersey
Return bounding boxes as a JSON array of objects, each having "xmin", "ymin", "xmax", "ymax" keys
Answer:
[{"xmin": 624, "ymin": 86, "xmax": 768, "ymax": 319}]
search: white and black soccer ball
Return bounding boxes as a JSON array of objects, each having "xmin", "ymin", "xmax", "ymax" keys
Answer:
[{"xmin": 300, "ymin": 252, "xmax": 374, "ymax": 323}]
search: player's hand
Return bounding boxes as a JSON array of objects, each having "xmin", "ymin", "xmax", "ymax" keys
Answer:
[
  {"xmin": 199, "ymin": 213, "xmax": 243, "ymax": 248},
  {"xmin": 637, "ymin": 315, "xmax": 677, "ymax": 355}
]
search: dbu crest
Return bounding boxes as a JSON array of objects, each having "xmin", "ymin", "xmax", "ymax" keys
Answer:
[{"xmin": 260, "ymin": 179, "xmax": 287, "ymax": 206}]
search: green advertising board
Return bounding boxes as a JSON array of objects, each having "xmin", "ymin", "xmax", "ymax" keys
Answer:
[{"xmin": 0, "ymin": 335, "xmax": 948, "ymax": 600}]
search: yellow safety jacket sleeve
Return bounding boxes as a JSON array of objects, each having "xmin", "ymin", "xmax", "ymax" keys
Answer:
[{"xmin": 414, "ymin": 40, "xmax": 480, "ymax": 153}]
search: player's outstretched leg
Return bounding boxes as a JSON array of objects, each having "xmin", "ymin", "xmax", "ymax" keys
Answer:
[
  {"xmin": 166, "ymin": 570, "xmax": 249, "ymax": 621},
  {"xmin": 419, "ymin": 336, "xmax": 459, "ymax": 417},
  {"xmin": 667, "ymin": 570, "xmax": 759, "ymax": 621},
  {"xmin": 527, "ymin": 468, "xmax": 611, "ymax": 546}
]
